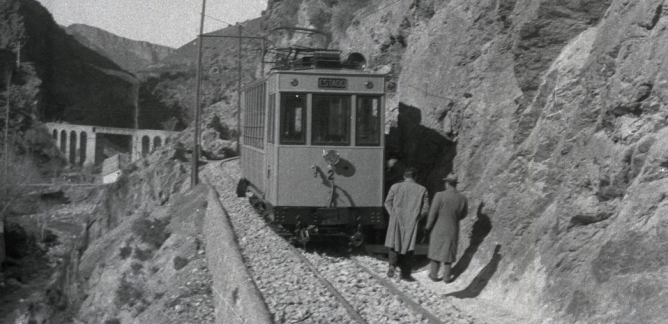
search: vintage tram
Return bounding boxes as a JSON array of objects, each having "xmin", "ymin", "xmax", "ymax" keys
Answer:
[{"xmin": 237, "ymin": 48, "xmax": 386, "ymax": 246}]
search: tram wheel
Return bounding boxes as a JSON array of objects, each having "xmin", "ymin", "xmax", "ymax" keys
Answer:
[{"xmin": 349, "ymin": 231, "xmax": 365, "ymax": 248}]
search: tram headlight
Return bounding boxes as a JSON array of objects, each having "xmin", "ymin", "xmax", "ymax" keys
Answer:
[
  {"xmin": 365, "ymin": 81, "xmax": 374, "ymax": 89},
  {"xmin": 323, "ymin": 149, "xmax": 340, "ymax": 165},
  {"xmin": 291, "ymin": 78, "xmax": 299, "ymax": 86}
]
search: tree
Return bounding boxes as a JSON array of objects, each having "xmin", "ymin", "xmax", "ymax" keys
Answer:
[
  {"xmin": 0, "ymin": 153, "xmax": 40, "ymax": 263},
  {"xmin": 0, "ymin": 0, "xmax": 25, "ymax": 50},
  {"xmin": 1, "ymin": 151, "xmax": 40, "ymax": 210}
]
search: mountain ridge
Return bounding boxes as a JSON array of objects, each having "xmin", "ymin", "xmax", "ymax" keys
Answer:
[{"xmin": 65, "ymin": 23, "xmax": 175, "ymax": 72}]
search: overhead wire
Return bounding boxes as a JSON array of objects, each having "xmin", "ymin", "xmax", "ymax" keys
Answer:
[
  {"xmin": 245, "ymin": 0, "xmax": 267, "ymax": 12},
  {"xmin": 204, "ymin": 14, "xmax": 233, "ymax": 27}
]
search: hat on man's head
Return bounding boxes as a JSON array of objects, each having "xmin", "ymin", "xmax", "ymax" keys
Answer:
[{"xmin": 443, "ymin": 173, "xmax": 458, "ymax": 183}]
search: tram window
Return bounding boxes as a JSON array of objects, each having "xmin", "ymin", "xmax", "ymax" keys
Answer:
[
  {"xmin": 280, "ymin": 93, "xmax": 306, "ymax": 144},
  {"xmin": 356, "ymin": 96, "xmax": 381, "ymax": 146},
  {"xmin": 312, "ymin": 95, "xmax": 351, "ymax": 146}
]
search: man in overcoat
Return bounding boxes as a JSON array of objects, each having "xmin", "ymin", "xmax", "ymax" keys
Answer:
[
  {"xmin": 384, "ymin": 167, "xmax": 430, "ymax": 280},
  {"xmin": 425, "ymin": 173, "xmax": 468, "ymax": 283}
]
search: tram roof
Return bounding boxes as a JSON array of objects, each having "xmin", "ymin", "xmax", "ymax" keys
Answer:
[{"xmin": 243, "ymin": 68, "xmax": 387, "ymax": 90}]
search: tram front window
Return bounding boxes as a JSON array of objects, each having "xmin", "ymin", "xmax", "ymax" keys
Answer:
[
  {"xmin": 356, "ymin": 96, "xmax": 381, "ymax": 146},
  {"xmin": 312, "ymin": 95, "xmax": 350, "ymax": 146},
  {"xmin": 280, "ymin": 93, "xmax": 306, "ymax": 144}
]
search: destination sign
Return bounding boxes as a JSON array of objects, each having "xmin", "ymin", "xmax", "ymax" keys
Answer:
[{"xmin": 318, "ymin": 78, "xmax": 347, "ymax": 89}]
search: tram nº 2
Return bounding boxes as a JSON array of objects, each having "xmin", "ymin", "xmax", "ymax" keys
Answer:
[{"xmin": 236, "ymin": 48, "xmax": 387, "ymax": 247}]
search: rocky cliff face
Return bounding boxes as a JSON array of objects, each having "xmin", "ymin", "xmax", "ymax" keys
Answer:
[
  {"xmin": 66, "ymin": 24, "xmax": 175, "ymax": 72},
  {"xmin": 266, "ymin": 0, "xmax": 668, "ymax": 322}
]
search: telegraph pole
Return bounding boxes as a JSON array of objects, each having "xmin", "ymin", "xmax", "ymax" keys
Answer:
[
  {"xmin": 192, "ymin": 0, "xmax": 207, "ymax": 187},
  {"xmin": 199, "ymin": 31, "xmax": 265, "ymax": 156},
  {"xmin": 4, "ymin": 38, "xmax": 23, "ymax": 178},
  {"xmin": 3, "ymin": 69, "xmax": 9, "ymax": 178},
  {"xmin": 237, "ymin": 24, "xmax": 242, "ymax": 154}
]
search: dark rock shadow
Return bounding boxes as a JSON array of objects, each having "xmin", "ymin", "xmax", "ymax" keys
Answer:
[
  {"xmin": 452, "ymin": 202, "xmax": 492, "ymax": 279},
  {"xmin": 446, "ymin": 244, "xmax": 502, "ymax": 299},
  {"xmin": 387, "ymin": 102, "xmax": 456, "ymax": 198},
  {"xmin": 379, "ymin": 102, "xmax": 456, "ymax": 248}
]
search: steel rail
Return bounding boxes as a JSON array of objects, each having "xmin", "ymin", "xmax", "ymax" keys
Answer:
[
  {"xmin": 288, "ymin": 246, "xmax": 369, "ymax": 324},
  {"xmin": 213, "ymin": 157, "xmax": 367, "ymax": 324},
  {"xmin": 351, "ymin": 256, "xmax": 446, "ymax": 324},
  {"xmin": 217, "ymin": 157, "xmax": 440, "ymax": 324}
]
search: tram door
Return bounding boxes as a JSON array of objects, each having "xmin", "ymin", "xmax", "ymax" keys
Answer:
[{"xmin": 264, "ymin": 92, "xmax": 277, "ymax": 204}]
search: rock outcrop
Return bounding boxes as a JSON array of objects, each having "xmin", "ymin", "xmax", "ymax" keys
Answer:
[
  {"xmin": 265, "ymin": 0, "xmax": 668, "ymax": 322},
  {"xmin": 45, "ymin": 143, "xmax": 219, "ymax": 323}
]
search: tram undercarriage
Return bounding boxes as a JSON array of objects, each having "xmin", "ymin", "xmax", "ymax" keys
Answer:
[{"xmin": 239, "ymin": 179, "xmax": 385, "ymax": 248}]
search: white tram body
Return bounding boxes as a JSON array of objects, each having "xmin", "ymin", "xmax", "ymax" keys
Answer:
[{"xmin": 239, "ymin": 52, "xmax": 386, "ymax": 242}]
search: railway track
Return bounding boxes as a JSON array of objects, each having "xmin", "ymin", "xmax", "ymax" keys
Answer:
[
  {"xmin": 292, "ymin": 245, "xmax": 446, "ymax": 324},
  {"xmin": 202, "ymin": 158, "xmax": 472, "ymax": 324}
]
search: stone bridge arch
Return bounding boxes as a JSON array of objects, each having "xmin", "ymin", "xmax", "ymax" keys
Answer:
[
  {"xmin": 132, "ymin": 130, "xmax": 173, "ymax": 161},
  {"xmin": 46, "ymin": 123, "xmax": 97, "ymax": 166},
  {"xmin": 46, "ymin": 122, "xmax": 176, "ymax": 166}
]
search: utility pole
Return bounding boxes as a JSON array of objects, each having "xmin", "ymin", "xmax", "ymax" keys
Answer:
[
  {"xmin": 198, "ymin": 31, "xmax": 265, "ymax": 157},
  {"xmin": 3, "ymin": 39, "xmax": 24, "ymax": 178},
  {"xmin": 192, "ymin": 0, "xmax": 207, "ymax": 187},
  {"xmin": 237, "ymin": 24, "xmax": 243, "ymax": 154},
  {"xmin": 4, "ymin": 69, "xmax": 10, "ymax": 179}
]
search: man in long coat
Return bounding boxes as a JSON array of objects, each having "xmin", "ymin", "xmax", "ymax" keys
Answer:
[
  {"xmin": 426, "ymin": 173, "xmax": 468, "ymax": 283},
  {"xmin": 384, "ymin": 167, "xmax": 430, "ymax": 280}
]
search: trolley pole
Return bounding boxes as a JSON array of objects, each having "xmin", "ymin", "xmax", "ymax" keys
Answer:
[{"xmin": 192, "ymin": 0, "xmax": 207, "ymax": 187}]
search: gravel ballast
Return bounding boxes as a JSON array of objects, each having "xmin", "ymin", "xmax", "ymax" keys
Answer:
[{"xmin": 202, "ymin": 159, "xmax": 475, "ymax": 324}]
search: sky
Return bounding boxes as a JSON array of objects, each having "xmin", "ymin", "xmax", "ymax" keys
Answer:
[{"xmin": 36, "ymin": 0, "xmax": 268, "ymax": 48}]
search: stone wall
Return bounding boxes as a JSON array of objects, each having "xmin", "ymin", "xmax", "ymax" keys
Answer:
[{"xmin": 203, "ymin": 185, "xmax": 273, "ymax": 324}]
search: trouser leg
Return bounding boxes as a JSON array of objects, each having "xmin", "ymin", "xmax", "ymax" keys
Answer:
[
  {"xmin": 400, "ymin": 251, "xmax": 414, "ymax": 278},
  {"xmin": 429, "ymin": 260, "xmax": 440, "ymax": 279},
  {"xmin": 388, "ymin": 249, "xmax": 398, "ymax": 268},
  {"xmin": 443, "ymin": 262, "xmax": 452, "ymax": 282},
  {"xmin": 387, "ymin": 249, "xmax": 398, "ymax": 277}
]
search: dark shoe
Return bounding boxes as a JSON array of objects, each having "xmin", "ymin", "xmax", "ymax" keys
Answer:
[
  {"xmin": 387, "ymin": 267, "xmax": 395, "ymax": 278},
  {"xmin": 444, "ymin": 277, "xmax": 454, "ymax": 284},
  {"xmin": 428, "ymin": 274, "xmax": 441, "ymax": 282},
  {"xmin": 401, "ymin": 275, "xmax": 416, "ymax": 282}
]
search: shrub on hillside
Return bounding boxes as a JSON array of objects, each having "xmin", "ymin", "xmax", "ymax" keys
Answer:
[
  {"xmin": 173, "ymin": 256, "xmax": 189, "ymax": 271},
  {"xmin": 119, "ymin": 245, "xmax": 132, "ymax": 259},
  {"xmin": 307, "ymin": 5, "xmax": 332, "ymax": 31},
  {"xmin": 0, "ymin": 154, "xmax": 41, "ymax": 218},
  {"xmin": 115, "ymin": 275, "xmax": 145, "ymax": 308},
  {"xmin": 131, "ymin": 217, "xmax": 170, "ymax": 250}
]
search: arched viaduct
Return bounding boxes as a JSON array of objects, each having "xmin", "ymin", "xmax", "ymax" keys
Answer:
[{"xmin": 45, "ymin": 122, "xmax": 177, "ymax": 166}]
